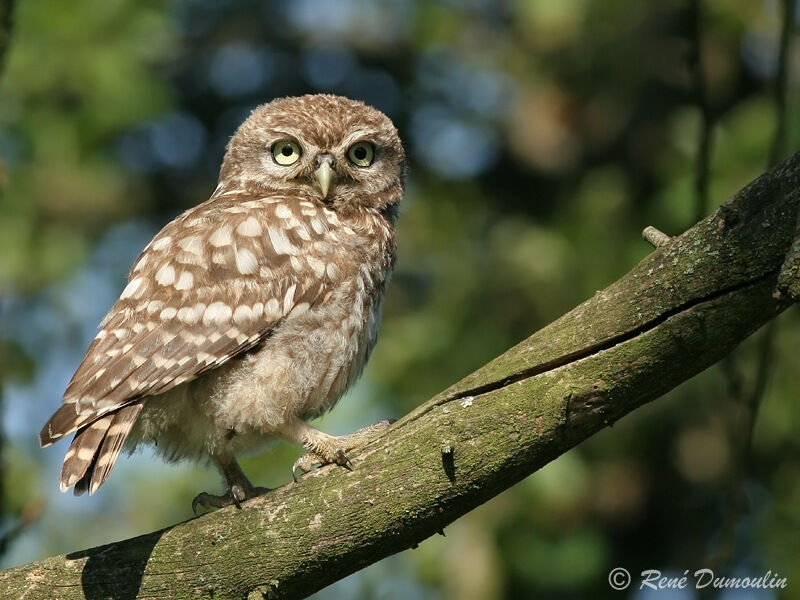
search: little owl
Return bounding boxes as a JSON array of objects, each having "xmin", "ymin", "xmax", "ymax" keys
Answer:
[{"xmin": 40, "ymin": 94, "xmax": 405, "ymax": 511}]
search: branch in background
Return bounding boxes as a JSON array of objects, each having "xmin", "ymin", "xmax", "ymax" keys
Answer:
[
  {"xmin": 1, "ymin": 152, "xmax": 798, "ymax": 600},
  {"xmin": 707, "ymin": 0, "xmax": 797, "ymax": 566},
  {"xmin": 741, "ymin": 0, "xmax": 798, "ymax": 492},
  {"xmin": 769, "ymin": 0, "xmax": 797, "ymax": 168},
  {"xmin": 777, "ymin": 0, "xmax": 800, "ymax": 298},
  {"xmin": 690, "ymin": 0, "xmax": 714, "ymax": 224}
]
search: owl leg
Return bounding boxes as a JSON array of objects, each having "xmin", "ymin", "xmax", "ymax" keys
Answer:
[
  {"xmin": 192, "ymin": 455, "xmax": 268, "ymax": 514},
  {"xmin": 277, "ymin": 418, "xmax": 394, "ymax": 481}
]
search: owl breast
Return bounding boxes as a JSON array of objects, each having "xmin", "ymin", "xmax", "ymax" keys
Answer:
[
  {"xmin": 131, "ymin": 208, "xmax": 395, "ymax": 461},
  {"xmin": 207, "ymin": 242, "xmax": 391, "ymax": 440}
]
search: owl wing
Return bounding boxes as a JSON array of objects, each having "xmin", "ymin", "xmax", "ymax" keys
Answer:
[{"xmin": 40, "ymin": 193, "xmax": 343, "ymax": 449}]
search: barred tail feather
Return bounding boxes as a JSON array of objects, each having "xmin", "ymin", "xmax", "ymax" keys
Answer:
[
  {"xmin": 40, "ymin": 403, "xmax": 93, "ymax": 447},
  {"xmin": 60, "ymin": 415, "xmax": 114, "ymax": 492},
  {"xmin": 60, "ymin": 402, "xmax": 143, "ymax": 495},
  {"xmin": 88, "ymin": 403, "xmax": 143, "ymax": 494}
]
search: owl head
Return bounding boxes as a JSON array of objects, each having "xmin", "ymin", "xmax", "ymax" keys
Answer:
[{"xmin": 220, "ymin": 94, "xmax": 405, "ymax": 214}]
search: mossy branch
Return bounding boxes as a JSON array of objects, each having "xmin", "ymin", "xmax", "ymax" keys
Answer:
[{"xmin": 2, "ymin": 153, "xmax": 799, "ymax": 600}]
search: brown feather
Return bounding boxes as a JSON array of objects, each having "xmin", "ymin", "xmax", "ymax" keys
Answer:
[
  {"xmin": 72, "ymin": 454, "xmax": 97, "ymax": 496},
  {"xmin": 88, "ymin": 403, "xmax": 143, "ymax": 494},
  {"xmin": 40, "ymin": 403, "xmax": 81, "ymax": 446},
  {"xmin": 59, "ymin": 415, "xmax": 114, "ymax": 492}
]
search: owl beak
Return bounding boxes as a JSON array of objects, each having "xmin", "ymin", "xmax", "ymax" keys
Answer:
[{"xmin": 313, "ymin": 158, "xmax": 336, "ymax": 199}]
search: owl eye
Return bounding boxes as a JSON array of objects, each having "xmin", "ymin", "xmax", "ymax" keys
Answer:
[
  {"xmin": 347, "ymin": 142, "xmax": 375, "ymax": 167},
  {"xmin": 272, "ymin": 140, "xmax": 302, "ymax": 166}
]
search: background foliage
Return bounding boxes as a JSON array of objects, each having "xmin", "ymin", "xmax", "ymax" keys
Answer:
[{"xmin": 1, "ymin": 1, "xmax": 799, "ymax": 598}]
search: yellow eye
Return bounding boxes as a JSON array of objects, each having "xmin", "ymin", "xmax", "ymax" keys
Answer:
[
  {"xmin": 347, "ymin": 142, "xmax": 374, "ymax": 167},
  {"xmin": 272, "ymin": 140, "xmax": 302, "ymax": 165}
]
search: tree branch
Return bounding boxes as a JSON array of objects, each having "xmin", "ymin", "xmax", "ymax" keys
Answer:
[{"xmin": 3, "ymin": 153, "xmax": 800, "ymax": 600}]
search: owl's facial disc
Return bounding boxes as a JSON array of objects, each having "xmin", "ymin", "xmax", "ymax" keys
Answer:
[{"xmin": 312, "ymin": 154, "xmax": 336, "ymax": 200}]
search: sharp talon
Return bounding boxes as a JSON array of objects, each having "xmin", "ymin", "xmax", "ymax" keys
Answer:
[
  {"xmin": 292, "ymin": 452, "xmax": 323, "ymax": 481},
  {"xmin": 192, "ymin": 492, "xmax": 211, "ymax": 516},
  {"xmin": 230, "ymin": 487, "xmax": 242, "ymax": 509},
  {"xmin": 336, "ymin": 449, "xmax": 353, "ymax": 470}
]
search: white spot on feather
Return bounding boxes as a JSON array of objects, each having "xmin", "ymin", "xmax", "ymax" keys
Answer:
[
  {"xmin": 326, "ymin": 263, "xmax": 340, "ymax": 279},
  {"xmin": 177, "ymin": 305, "xmax": 200, "ymax": 324},
  {"xmin": 152, "ymin": 236, "xmax": 172, "ymax": 251},
  {"xmin": 309, "ymin": 218, "xmax": 327, "ymax": 235},
  {"xmin": 283, "ymin": 283, "xmax": 297, "ymax": 313},
  {"xmin": 77, "ymin": 447, "xmax": 96, "ymax": 461},
  {"xmin": 235, "ymin": 247, "xmax": 259, "ymax": 274},
  {"xmin": 237, "ymin": 216, "xmax": 262, "ymax": 236},
  {"xmin": 265, "ymin": 298, "xmax": 280, "ymax": 318},
  {"xmin": 178, "ymin": 235, "xmax": 204, "ymax": 255},
  {"xmin": 275, "ymin": 204, "xmax": 292, "ymax": 219},
  {"xmin": 121, "ymin": 277, "xmax": 143, "ymax": 299},
  {"xmin": 307, "ymin": 256, "xmax": 325, "ymax": 277},
  {"xmin": 133, "ymin": 254, "xmax": 149, "ymax": 272},
  {"xmin": 174, "ymin": 271, "xmax": 194, "ymax": 290},
  {"xmin": 209, "ymin": 224, "xmax": 233, "ymax": 247},
  {"xmin": 156, "ymin": 264, "xmax": 176, "ymax": 286},
  {"xmin": 233, "ymin": 305, "xmax": 252, "ymax": 324},
  {"xmin": 251, "ymin": 302, "xmax": 264, "ymax": 320},
  {"xmin": 203, "ymin": 301, "xmax": 232, "ymax": 326},
  {"xmin": 267, "ymin": 226, "xmax": 297, "ymax": 255},
  {"xmin": 324, "ymin": 210, "xmax": 340, "ymax": 226}
]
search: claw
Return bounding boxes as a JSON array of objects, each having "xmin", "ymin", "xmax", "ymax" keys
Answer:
[
  {"xmin": 292, "ymin": 447, "xmax": 353, "ymax": 481},
  {"xmin": 230, "ymin": 484, "xmax": 246, "ymax": 509},
  {"xmin": 191, "ymin": 485, "xmax": 269, "ymax": 514},
  {"xmin": 292, "ymin": 453, "xmax": 323, "ymax": 482},
  {"xmin": 335, "ymin": 449, "xmax": 353, "ymax": 470}
]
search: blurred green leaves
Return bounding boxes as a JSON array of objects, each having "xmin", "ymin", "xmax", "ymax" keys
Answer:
[{"xmin": 0, "ymin": 0, "xmax": 173, "ymax": 290}]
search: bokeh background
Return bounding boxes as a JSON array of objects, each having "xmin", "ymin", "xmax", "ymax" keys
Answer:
[{"xmin": 1, "ymin": 0, "xmax": 799, "ymax": 598}]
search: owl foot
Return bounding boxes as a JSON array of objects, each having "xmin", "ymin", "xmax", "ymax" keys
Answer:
[
  {"xmin": 291, "ymin": 419, "xmax": 395, "ymax": 481},
  {"xmin": 292, "ymin": 449, "xmax": 351, "ymax": 482},
  {"xmin": 192, "ymin": 483, "xmax": 269, "ymax": 515},
  {"xmin": 193, "ymin": 455, "xmax": 269, "ymax": 514}
]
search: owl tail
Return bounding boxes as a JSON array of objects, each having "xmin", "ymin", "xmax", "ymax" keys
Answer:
[{"xmin": 59, "ymin": 403, "xmax": 143, "ymax": 495}]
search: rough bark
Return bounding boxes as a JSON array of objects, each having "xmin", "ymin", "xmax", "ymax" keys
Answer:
[{"xmin": 2, "ymin": 153, "xmax": 799, "ymax": 600}]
